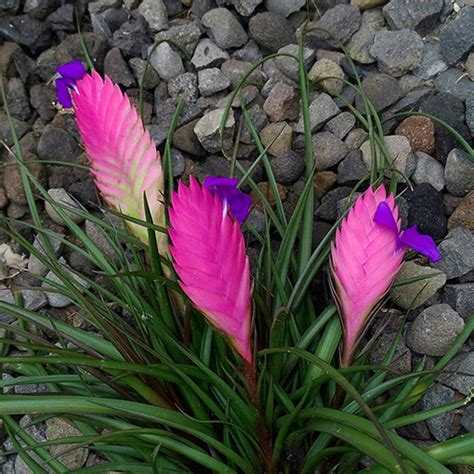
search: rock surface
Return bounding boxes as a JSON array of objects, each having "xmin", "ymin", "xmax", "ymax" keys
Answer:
[{"xmin": 406, "ymin": 304, "xmax": 464, "ymax": 356}]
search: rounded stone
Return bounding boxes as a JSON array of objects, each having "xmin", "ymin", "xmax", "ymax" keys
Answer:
[
  {"xmin": 46, "ymin": 418, "xmax": 89, "ymax": 469},
  {"xmin": 406, "ymin": 304, "xmax": 464, "ymax": 356},
  {"xmin": 445, "ymin": 148, "xmax": 474, "ymax": 197},
  {"xmin": 390, "ymin": 261, "xmax": 447, "ymax": 309},
  {"xmin": 249, "ymin": 12, "xmax": 295, "ymax": 53},
  {"xmin": 45, "ymin": 188, "xmax": 84, "ymax": 225},
  {"xmin": 308, "ymin": 58, "xmax": 345, "ymax": 96},
  {"xmin": 4, "ymin": 152, "xmax": 45, "ymax": 205},
  {"xmin": 360, "ymin": 135, "xmax": 415, "ymax": 181},
  {"xmin": 202, "ymin": 8, "xmax": 248, "ymax": 49},
  {"xmin": 411, "ymin": 152, "xmax": 445, "ymax": 192},
  {"xmin": 395, "ymin": 116, "xmax": 435, "ymax": 154},
  {"xmin": 259, "ymin": 122, "xmax": 293, "ymax": 157},
  {"xmin": 270, "ymin": 150, "xmax": 305, "ymax": 185},
  {"xmin": 148, "ymin": 42, "xmax": 184, "ymax": 82}
]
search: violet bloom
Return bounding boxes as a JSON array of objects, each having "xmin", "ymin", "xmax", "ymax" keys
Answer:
[
  {"xmin": 55, "ymin": 61, "xmax": 87, "ymax": 108},
  {"xmin": 203, "ymin": 176, "xmax": 251, "ymax": 223},
  {"xmin": 374, "ymin": 202, "xmax": 442, "ymax": 262}
]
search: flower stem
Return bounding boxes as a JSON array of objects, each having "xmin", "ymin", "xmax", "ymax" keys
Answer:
[{"xmin": 244, "ymin": 362, "xmax": 275, "ymax": 474}]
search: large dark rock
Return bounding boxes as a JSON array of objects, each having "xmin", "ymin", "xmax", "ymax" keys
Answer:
[
  {"xmin": 405, "ymin": 183, "xmax": 448, "ymax": 240},
  {"xmin": 383, "ymin": 0, "xmax": 444, "ymax": 34},
  {"xmin": 37, "ymin": 125, "xmax": 81, "ymax": 163},
  {"xmin": 249, "ymin": 12, "xmax": 295, "ymax": 52},
  {"xmin": 306, "ymin": 4, "xmax": 361, "ymax": 50},
  {"xmin": 0, "ymin": 14, "xmax": 52, "ymax": 54},
  {"xmin": 439, "ymin": 6, "xmax": 474, "ymax": 65},
  {"xmin": 418, "ymin": 92, "xmax": 472, "ymax": 163},
  {"xmin": 112, "ymin": 15, "xmax": 151, "ymax": 58}
]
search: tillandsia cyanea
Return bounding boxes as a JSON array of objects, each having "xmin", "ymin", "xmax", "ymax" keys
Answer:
[
  {"xmin": 330, "ymin": 185, "xmax": 441, "ymax": 367},
  {"xmin": 169, "ymin": 177, "xmax": 253, "ymax": 364},
  {"xmin": 69, "ymin": 68, "xmax": 166, "ymax": 249},
  {"xmin": 58, "ymin": 64, "xmax": 254, "ymax": 363}
]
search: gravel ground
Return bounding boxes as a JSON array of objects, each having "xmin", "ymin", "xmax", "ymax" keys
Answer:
[{"xmin": 0, "ymin": 0, "xmax": 473, "ymax": 470}]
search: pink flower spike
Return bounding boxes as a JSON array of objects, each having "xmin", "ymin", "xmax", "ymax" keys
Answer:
[
  {"xmin": 330, "ymin": 185, "xmax": 405, "ymax": 367},
  {"xmin": 169, "ymin": 177, "xmax": 253, "ymax": 364},
  {"xmin": 72, "ymin": 72, "xmax": 165, "ymax": 248}
]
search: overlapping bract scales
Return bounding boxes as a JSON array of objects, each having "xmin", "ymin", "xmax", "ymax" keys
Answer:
[
  {"xmin": 169, "ymin": 177, "xmax": 253, "ymax": 363},
  {"xmin": 72, "ymin": 72, "xmax": 165, "ymax": 246},
  {"xmin": 331, "ymin": 185, "xmax": 405, "ymax": 366}
]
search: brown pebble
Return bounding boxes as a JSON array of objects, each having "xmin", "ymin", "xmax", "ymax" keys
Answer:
[
  {"xmin": 395, "ymin": 116, "xmax": 435, "ymax": 154},
  {"xmin": 448, "ymin": 191, "xmax": 474, "ymax": 232},
  {"xmin": 313, "ymin": 171, "xmax": 337, "ymax": 199}
]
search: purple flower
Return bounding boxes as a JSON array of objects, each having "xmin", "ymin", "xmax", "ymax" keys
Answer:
[
  {"xmin": 374, "ymin": 202, "xmax": 442, "ymax": 262},
  {"xmin": 203, "ymin": 176, "xmax": 251, "ymax": 223},
  {"xmin": 55, "ymin": 61, "xmax": 86, "ymax": 108}
]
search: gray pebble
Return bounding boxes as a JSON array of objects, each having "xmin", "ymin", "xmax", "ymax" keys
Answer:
[
  {"xmin": 264, "ymin": 0, "xmax": 305, "ymax": 17},
  {"xmin": 325, "ymin": 112, "xmax": 355, "ymax": 139},
  {"xmin": 194, "ymin": 108, "xmax": 235, "ymax": 153},
  {"xmin": 390, "ymin": 261, "xmax": 446, "ymax": 310},
  {"xmin": 407, "ymin": 304, "xmax": 464, "ymax": 356},
  {"xmin": 315, "ymin": 187, "xmax": 352, "ymax": 222},
  {"xmin": 412, "ymin": 152, "xmax": 445, "ymax": 191},
  {"xmin": 103, "ymin": 47, "xmax": 136, "ymax": 87},
  {"xmin": 138, "ymin": 0, "xmax": 168, "ymax": 32},
  {"xmin": 443, "ymin": 283, "xmax": 474, "ymax": 320},
  {"xmin": 202, "ymin": 8, "xmax": 248, "ymax": 49},
  {"xmin": 168, "ymin": 73, "xmax": 199, "ymax": 102},
  {"xmin": 191, "ymin": 39, "xmax": 230, "ymax": 69},
  {"xmin": 20, "ymin": 289, "xmax": 47, "ymax": 311},
  {"xmin": 337, "ymin": 150, "xmax": 367, "ymax": 184},
  {"xmin": 370, "ymin": 29, "xmax": 424, "ymax": 76},
  {"xmin": 439, "ymin": 6, "xmax": 474, "ymax": 65},
  {"xmin": 270, "ymin": 150, "xmax": 305, "ymax": 185},
  {"xmin": 128, "ymin": 58, "xmax": 160, "ymax": 90},
  {"xmin": 42, "ymin": 258, "xmax": 91, "ymax": 308},
  {"xmin": 383, "ymin": 0, "xmax": 444, "ymax": 33},
  {"xmin": 422, "ymin": 384, "xmax": 456, "ymax": 441},
  {"xmin": 306, "ymin": 4, "xmax": 361, "ymax": 50},
  {"xmin": 432, "ymin": 227, "xmax": 474, "ymax": 280},
  {"xmin": 445, "ymin": 148, "xmax": 474, "ymax": 197},
  {"xmin": 296, "ymin": 93, "xmax": 340, "ymax": 133},
  {"xmin": 413, "ymin": 43, "xmax": 448, "ymax": 80},
  {"xmin": 249, "ymin": 12, "xmax": 295, "ymax": 52},
  {"xmin": 313, "ymin": 131, "xmax": 348, "ymax": 171},
  {"xmin": 435, "ymin": 68, "xmax": 474, "ymax": 102},
  {"xmin": 198, "ymin": 68, "xmax": 231, "ymax": 96},
  {"xmin": 28, "ymin": 235, "xmax": 62, "ymax": 277},
  {"xmin": 45, "ymin": 188, "xmax": 84, "ymax": 226},
  {"xmin": 148, "ymin": 42, "xmax": 184, "ymax": 82}
]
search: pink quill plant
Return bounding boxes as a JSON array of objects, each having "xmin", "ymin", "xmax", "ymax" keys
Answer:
[
  {"xmin": 168, "ymin": 177, "xmax": 253, "ymax": 364},
  {"xmin": 330, "ymin": 185, "xmax": 441, "ymax": 367},
  {"xmin": 69, "ymin": 69, "xmax": 165, "ymax": 248}
]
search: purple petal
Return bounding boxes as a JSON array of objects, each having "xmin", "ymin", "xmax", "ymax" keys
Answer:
[
  {"xmin": 203, "ymin": 176, "xmax": 239, "ymax": 190},
  {"xmin": 203, "ymin": 175, "xmax": 251, "ymax": 223},
  {"xmin": 56, "ymin": 61, "xmax": 86, "ymax": 81},
  {"xmin": 55, "ymin": 78, "xmax": 73, "ymax": 108},
  {"xmin": 228, "ymin": 192, "xmax": 251, "ymax": 223},
  {"xmin": 400, "ymin": 225, "xmax": 442, "ymax": 262},
  {"xmin": 374, "ymin": 202, "xmax": 399, "ymax": 234}
]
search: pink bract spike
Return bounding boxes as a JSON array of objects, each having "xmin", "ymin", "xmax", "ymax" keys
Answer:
[
  {"xmin": 330, "ymin": 185, "xmax": 405, "ymax": 367},
  {"xmin": 169, "ymin": 177, "xmax": 253, "ymax": 364},
  {"xmin": 72, "ymin": 72, "xmax": 165, "ymax": 247}
]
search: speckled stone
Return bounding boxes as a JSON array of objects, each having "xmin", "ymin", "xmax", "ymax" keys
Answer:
[
  {"xmin": 390, "ymin": 261, "xmax": 446, "ymax": 309},
  {"xmin": 395, "ymin": 116, "xmax": 435, "ymax": 154}
]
